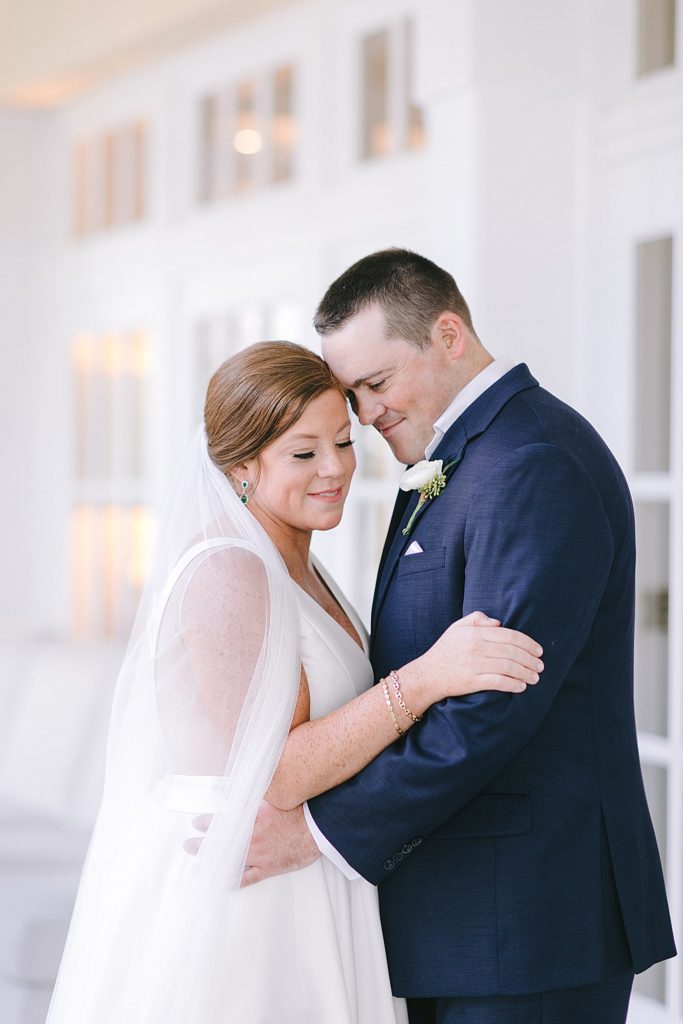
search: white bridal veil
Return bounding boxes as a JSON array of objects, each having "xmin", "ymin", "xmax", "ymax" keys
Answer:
[{"xmin": 46, "ymin": 426, "xmax": 301, "ymax": 1023}]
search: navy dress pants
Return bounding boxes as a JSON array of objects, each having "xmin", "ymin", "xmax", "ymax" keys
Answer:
[{"xmin": 406, "ymin": 970, "xmax": 634, "ymax": 1024}]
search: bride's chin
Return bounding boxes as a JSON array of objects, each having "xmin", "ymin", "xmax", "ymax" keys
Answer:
[{"xmin": 310, "ymin": 508, "xmax": 345, "ymax": 531}]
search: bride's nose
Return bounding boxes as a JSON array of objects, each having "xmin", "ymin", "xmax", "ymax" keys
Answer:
[{"xmin": 318, "ymin": 447, "xmax": 346, "ymax": 478}]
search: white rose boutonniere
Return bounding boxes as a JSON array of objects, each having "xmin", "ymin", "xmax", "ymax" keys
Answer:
[
  {"xmin": 399, "ymin": 459, "xmax": 444, "ymax": 493},
  {"xmin": 399, "ymin": 458, "xmax": 458, "ymax": 537}
]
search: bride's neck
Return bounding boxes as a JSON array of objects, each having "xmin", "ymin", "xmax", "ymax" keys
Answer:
[{"xmin": 247, "ymin": 504, "xmax": 313, "ymax": 582}]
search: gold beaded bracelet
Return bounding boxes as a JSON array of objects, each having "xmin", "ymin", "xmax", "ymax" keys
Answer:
[
  {"xmin": 389, "ymin": 669, "xmax": 422, "ymax": 723},
  {"xmin": 381, "ymin": 678, "xmax": 404, "ymax": 737}
]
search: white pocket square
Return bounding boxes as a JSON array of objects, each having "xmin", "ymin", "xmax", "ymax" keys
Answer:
[{"xmin": 404, "ymin": 540, "xmax": 424, "ymax": 556}]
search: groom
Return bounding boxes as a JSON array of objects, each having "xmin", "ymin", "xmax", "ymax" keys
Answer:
[{"xmin": 245, "ymin": 249, "xmax": 676, "ymax": 1022}]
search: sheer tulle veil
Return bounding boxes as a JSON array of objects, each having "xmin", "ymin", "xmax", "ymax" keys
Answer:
[{"xmin": 46, "ymin": 425, "xmax": 301, "ymax": 1023}]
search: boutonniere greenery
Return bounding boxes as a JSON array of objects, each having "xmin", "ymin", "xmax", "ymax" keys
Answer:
[{"xmin": 400, "ymin": 458, "xmax": 460, "ymax": 537}]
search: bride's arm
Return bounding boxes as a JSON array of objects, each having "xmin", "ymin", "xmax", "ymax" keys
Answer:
[{"xmin": 266, "ymin": 612, "xmax": 544, "ymax": 811}]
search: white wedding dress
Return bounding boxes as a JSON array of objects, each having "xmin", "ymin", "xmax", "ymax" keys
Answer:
[
  {"xmin": 47, "ymin": 429, "xmax": 406, "ymax": 1024},
  {"xmin": 158, "ymin": 557, "xmax": 408, "ymax": 1024}
]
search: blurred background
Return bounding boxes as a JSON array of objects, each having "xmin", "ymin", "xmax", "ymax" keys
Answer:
[{"xmin": 0, "ymin": 0, "xmax": 680, "ymax": 1021}]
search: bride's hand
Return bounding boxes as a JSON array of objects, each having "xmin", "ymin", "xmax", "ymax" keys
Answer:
[{"xmin": 415, "ymin": 611, "xmax": 544, "ymax": 699}]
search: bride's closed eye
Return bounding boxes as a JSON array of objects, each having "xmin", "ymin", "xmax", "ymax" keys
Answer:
[{"xmin": 292, "ymin": 440, "xmax": 355, "ymax": 461}]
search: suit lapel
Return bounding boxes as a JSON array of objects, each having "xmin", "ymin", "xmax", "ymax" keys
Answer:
[
  {"xmin": 370, "ymin": 364, "xmax": 539, "ymax": 640},
  {"xmin": 371, "ymin": 487, "xmax": 422, "ymax": 637},
  {"xmin": 375, "ymin": 486, "xmax": 411, "ymax": 586}
]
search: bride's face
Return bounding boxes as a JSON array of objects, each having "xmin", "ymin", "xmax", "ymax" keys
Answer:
[{"xmin": 245, "ymin": 389, "xmax": 356, "ymax": 537}]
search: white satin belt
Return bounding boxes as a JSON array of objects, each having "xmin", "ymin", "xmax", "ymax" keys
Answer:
[{"xmin": 154, "ymin": 774, "xmax": 230, "ymax": 813}]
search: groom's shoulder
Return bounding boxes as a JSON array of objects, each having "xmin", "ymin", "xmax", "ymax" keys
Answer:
[
  {"xmin": 487, "ymin": 380, "xmax": 626, "ymax": 490},
  {"xmin": 498, "ymin": 379, "xmax": 607, "ymax": 448}
]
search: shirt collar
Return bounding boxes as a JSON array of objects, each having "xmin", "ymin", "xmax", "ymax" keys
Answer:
[{"xmin": 424, "ymin": 355, "xmax": 519, "ymax": 460}]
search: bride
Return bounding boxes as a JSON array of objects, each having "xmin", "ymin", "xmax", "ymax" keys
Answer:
[{"xmin": 46, "ymin": 341, "xmax": 543, "ymax": 1024}]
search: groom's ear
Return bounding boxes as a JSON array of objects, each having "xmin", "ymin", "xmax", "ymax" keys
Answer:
[{"xmin": 431, "ymin": 312, "xmax": 467, "ymax": 359}]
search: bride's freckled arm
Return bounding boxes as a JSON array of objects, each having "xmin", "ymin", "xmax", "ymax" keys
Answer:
[{"xmin": 264, "ymin": 659, "xmax": 430, "ymax": 811}]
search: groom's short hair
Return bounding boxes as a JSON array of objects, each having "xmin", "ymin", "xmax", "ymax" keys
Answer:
[{"xmin": 313, "ymin": 248, "xmax": 475, "ymax": 350}]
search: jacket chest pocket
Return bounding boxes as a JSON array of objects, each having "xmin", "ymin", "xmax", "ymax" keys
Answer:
[{"xmin": 395, "ymin": 545, "xmax": 447, "ymax": 577}]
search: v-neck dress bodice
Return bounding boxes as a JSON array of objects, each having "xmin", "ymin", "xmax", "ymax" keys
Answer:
[{"xmin": 295, "ymin": 556, "xmax": 373, "ymax": 719}]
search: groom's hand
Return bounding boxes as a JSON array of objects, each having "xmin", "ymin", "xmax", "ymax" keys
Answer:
[
  {"xmin": 241, "ymin": 801, "xmax": 320, "ymax": 887},
  {"xmin": 183, "ymin": 802, "xmax": 320, "ymax": 886}
]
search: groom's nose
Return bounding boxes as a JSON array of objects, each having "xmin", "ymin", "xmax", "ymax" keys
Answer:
[{"xmin": 355, "ymin": 393, "xmax": 385, "ymax": 426}]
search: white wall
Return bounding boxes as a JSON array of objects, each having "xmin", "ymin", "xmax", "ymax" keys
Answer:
[{"xmin": 0, "ymin": 109, "xmax": 63, "ymax": 633}]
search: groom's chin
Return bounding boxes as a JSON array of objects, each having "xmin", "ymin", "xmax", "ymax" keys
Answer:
[{"xmin": 385, "ymin": 438, "xmax": 422, "ymax": 466}]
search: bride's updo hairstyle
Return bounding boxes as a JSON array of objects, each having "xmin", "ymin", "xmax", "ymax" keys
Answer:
[{"xmin": 205, "ymin": 340, "xmax": 345, "ymax": 479}]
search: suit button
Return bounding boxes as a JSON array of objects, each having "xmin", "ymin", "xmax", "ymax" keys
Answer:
[
  {"xmin": 393, "ymin": 851, "xmax": 404, "ymax": 863},
  {"xmin": 411, "ymin": 837, "xmax": 422, "ymax": 847},
  {"xmin": 384, "ymin": 859, "xmax": 394, "ymax": 870},
  {"xmin": 402, "ymin": 844, "xmax": 412, "ymax": 855}
]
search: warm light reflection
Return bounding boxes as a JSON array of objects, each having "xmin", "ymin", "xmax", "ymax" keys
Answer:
[
  {"xmin": 102, "ymin": 506, "xmax": 122, "ymax": 637},
  {"xmin": 128, "ymin": 506, "xmax": 156, "ymax": 589},
  {"xmin": 370, "ymin": 122, "xmax": 391, "ymax": 157},
  {"xmin": 272, "ymin": 114, "xmax": 296, "ymax": 147},
  {"xmin": 71, "ymin": 333, "xmax": 94, "ymax": 372},
  {"xmin": 71, "ymin": 504, "xmax": 156, "ymax": 638},
  {"xmin": 128, "ymin": 331, "xmax": 151, "ymax": 377},
  {"xmin": 101, "ymin": 332, "xmax": 124, "ymax": 376},
  {"xmin": 72, "ymin": 504, "xmax": 95, "ymax": 637},
  {"xmin": 233, "ymin": 128, "xmax": 262, "ymax": 154}
]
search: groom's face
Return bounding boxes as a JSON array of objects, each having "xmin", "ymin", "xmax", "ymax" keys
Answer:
[{"xmin": 321, "ymin": 304, "xmax": 455, "ymax": 465}]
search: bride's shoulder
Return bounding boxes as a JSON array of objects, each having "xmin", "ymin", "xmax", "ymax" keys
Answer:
[{"xmin": 178, "ymin": 543, "xmax": 269, "ymax": 629}]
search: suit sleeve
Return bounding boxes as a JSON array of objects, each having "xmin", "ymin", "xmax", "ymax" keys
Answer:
[{"xmin": 307, "ymin": 443, "xmax": 614, "ymax": 884}]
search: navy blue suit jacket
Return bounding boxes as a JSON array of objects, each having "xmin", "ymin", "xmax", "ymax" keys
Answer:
[{"xmin": 309, "ymin": 365, "xmax": 675, "ymax": 998}]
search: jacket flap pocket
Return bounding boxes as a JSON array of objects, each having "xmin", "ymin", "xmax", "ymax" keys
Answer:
[{"xmin": 436, "ymin": 792, "xmax": 532, "ymax": 839}]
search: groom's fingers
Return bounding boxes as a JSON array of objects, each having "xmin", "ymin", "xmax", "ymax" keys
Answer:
[
  {"xmin": 183, "ymin": 814, "xmax": 213, "ymax": 856},
  {"xmin": 241, "ymin": 865, "xmax": 266, "ymax": 888},
  {"xmin": 183, "ymin": 836, "xmax": 203, "ymax": 855}
]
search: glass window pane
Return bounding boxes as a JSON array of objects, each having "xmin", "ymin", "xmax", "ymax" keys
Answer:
[
  {"xmin": 634, "ymin": 236, "xmax": 672, "ymax": 472},
  {"xmin": 362, "ymin": 29, "xmax": 391, "ymax": 159},
  {"xmin": 404, "ymin": 20, "xmax": 425, "ymax": 152},
  {"xmin": 199, "ymin": 94, "xmax": 218, "ymax": 202},
  {"xmin": 73, "ymin": 142, "xmax": 89, "ymax": 237},
  {"xmin": 638, "ymin": 0, "xmax": 676, "ymax": 74},
  {"xmin": 128, "ymin": 331, "xmax": 150, "ymax": 479},
  {"xmin": 195, "ymin": 316, "xmax": 235, "ymax": 414},
  {"xmin": 233, "ymin": 80, "xmax": 261, "ymax": 192},
  {"xmin": 103, "ymin": 132, "xmax": 117, "ymax": 228},
  {"xmin": 72, "ymin": 335, "xmax": 93, "ymax": 478},
  {"xmin": 131, "ymin": 121, "xmax": 146, "ymax": 221},
  {"xmin": 634, "ymin": 763, "xmax": 668, "ymax": 1004},
  {"xmin": 634, "ymin": 502, "xmax": 669, "ymax": 736},
  {"xmin": 271, "ymin": 65, "xmax": 295, "ymax": 184}
]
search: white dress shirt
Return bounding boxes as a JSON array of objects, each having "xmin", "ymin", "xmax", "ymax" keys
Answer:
[{"xmin": 305, "ymin": 355, "xmax": 521, "ymax": 879}]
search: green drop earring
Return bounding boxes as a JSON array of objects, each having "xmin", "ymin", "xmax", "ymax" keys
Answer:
[{"xmin": 240, "ymin": 480, "xmax": 249, "ymax": 505}]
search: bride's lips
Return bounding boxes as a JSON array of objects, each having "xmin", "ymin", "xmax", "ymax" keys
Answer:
[{"xmin": 308, "ymin": 487, "xmax": 344, "ymax": 503}]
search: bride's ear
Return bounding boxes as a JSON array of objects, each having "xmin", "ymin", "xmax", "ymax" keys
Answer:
[
  {"xmin": 228, "ymin": 460, "xmax": 257, "ymax": 497},
  {"xmin": 228, "ymin": 463, "xmax": 248, "ymax": 485}
]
